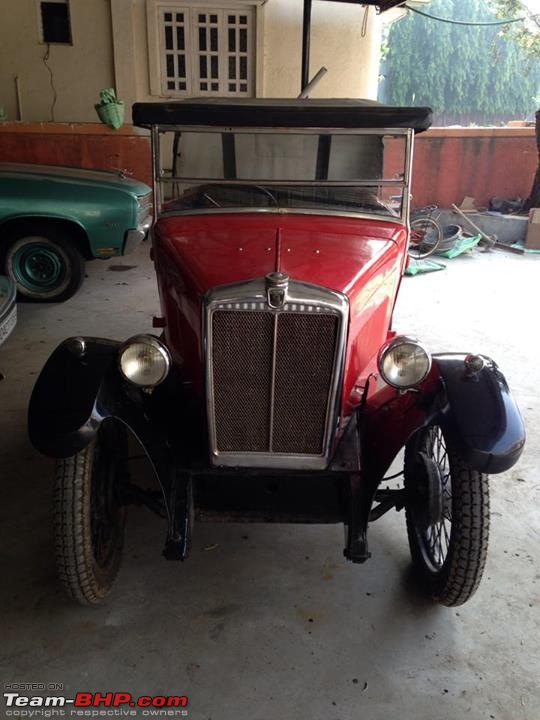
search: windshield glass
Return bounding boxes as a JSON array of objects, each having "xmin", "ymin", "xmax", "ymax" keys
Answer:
[{"xmin": 155, "ymin": 129, "xmax": 409, "ymax": 218}]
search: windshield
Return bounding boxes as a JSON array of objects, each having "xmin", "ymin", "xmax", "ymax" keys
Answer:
[{"xmin": 154, "ymin": 129, "xmax": 410, "ymax": 219}]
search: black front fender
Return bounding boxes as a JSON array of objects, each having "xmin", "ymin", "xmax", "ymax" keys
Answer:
[
  {"xmin": 29, "ymin": 337, "xmax": 123, "ymax": 458},
  {"xmin": 28, "ymin": 337, "xmax": 178, "ymax": 476},
  {"xmin": 435, "ymin": 354, "xmax": 525, "ymax": 474}
]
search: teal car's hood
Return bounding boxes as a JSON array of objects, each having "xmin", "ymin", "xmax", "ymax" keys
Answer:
[{"xmin": 0, "ymin": 163, "xmax": 150, "ymax": 197}]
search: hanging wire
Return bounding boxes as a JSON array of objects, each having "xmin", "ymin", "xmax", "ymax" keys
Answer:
[
  {"xmin": 42, "ymin": 43, "xmax": 57, "ymax": 122},
  {"xmin": 404, "ymin": 4, "xmax": 537, "ymax": 27}
]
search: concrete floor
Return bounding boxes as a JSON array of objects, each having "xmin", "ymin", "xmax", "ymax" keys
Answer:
[{"xmin": 1, "ymin": 242, "xmax": 539, "ymax": 720}]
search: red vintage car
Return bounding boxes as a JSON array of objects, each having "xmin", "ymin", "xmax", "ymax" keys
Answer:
[{"xmin": 29, "ymin": 99, "xmax": 525, "ymax": 607}]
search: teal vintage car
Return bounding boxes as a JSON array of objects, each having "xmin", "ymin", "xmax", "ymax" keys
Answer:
[{"xmin": 0, "ymin": 163, "xmax": 152, "ymax": 302}]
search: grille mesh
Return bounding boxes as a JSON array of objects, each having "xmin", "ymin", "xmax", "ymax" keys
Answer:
[
  {"xmin": 212, "ymin": 311, "xmax": 273, "ymax": 452},
  {"xmin": 211, "ymin": 309, "xmax": 339, "ymax": 456},
  {"xmin": 272, "ymin": 313, "xmax": 338, "ymax": 453}
]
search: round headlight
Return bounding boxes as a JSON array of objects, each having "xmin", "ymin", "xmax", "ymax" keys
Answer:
[
  {"xmin": 378, "ymin": 336, "xmax": 431, "ymax": 389},
  {"xmin": 118, "ymin": 335, "xmax": 171, "ymax": 388}
]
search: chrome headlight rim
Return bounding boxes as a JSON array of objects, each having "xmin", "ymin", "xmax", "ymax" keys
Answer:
[
  {"xmin": 378, "ymin": 335, "xmax": 432, "ymax": 389},
  {"xmin": 118, "ymin": 334, "xmax": 171, "ymax": 388}
]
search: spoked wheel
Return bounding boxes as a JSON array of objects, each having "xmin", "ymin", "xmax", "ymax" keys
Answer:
[
  {"xmin": 54, "ymin": 423, "xmax": 128, "ymax": 605},
  {"xmin": 404, "ymin": 424, "xmax": 490, "ymax": 606},
  {"xmin": 408, "ymin": 217, "xmax": 443, "ymax": 259}
]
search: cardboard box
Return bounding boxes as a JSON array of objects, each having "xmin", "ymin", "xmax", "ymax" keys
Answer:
[{"xmin": 526, "ymin": 208, "xmax": 540, "ymax": 250}]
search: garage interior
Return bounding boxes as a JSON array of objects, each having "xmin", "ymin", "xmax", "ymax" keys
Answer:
[
  {"xmin": 1, "ymin": 0, "xmax": 539, "ymax": 718},
  {"xmin": 1, "ymin": 244, "xmax": 538, "ymax": 718}
]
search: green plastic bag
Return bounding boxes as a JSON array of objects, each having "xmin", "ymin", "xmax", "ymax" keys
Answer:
[
  {"xmin": 405, "ymin": 258, "xmax": 446, "ymax": 276},
  {"xmin": 436, "ymin": 234, "xmax": 481, "ymax": 259},
  {"xmin": 95, "ymin": 88, "xmax": 124, "ymax": 130}
]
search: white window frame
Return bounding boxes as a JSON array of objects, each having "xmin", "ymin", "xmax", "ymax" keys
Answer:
[{"xmin": 147, "ymin": 0, "xmax": 265, "ymax": 98}]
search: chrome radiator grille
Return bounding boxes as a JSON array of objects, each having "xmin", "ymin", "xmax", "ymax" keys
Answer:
[{"xmin": 206, "ymin": 279, "xmax": 348, "ymax": 470}]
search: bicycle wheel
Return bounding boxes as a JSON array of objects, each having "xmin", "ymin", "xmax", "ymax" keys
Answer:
[{"xmin": 408, "ymin": 217, "xmax": 443, "ymax": 260}]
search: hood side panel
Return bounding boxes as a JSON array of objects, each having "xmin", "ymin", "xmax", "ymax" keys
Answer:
[{"xmin": 153, "ymin": 212, "xmax": 406, "ymax": 416}]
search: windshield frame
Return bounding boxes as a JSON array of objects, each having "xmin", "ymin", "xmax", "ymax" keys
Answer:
[{"xmin": 151, "ymin": 125, "xmax": 415, "ymax": 226}]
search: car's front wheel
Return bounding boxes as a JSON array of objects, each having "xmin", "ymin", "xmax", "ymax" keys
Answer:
[
  {"xmin": 3, "ymin": 228, "xmax": 85, "ymax": 302},
  {"xmin": 404, "ymin": 424, "xmax": 490, "ymax": 606},
  {"xmin": 54, "ymin": 423, "xmax": 128, "ymax": 605}
]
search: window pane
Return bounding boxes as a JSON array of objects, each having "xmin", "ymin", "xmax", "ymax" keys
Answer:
[
  {"xmin": 240, "ymin": 83, "xmax": 247, "ymax": 92},
  {"xmin": 210, "ymin": 27, "xmax": 218, "ymax": 52},
  {"xmin": 210, "ymin": 14, "xmax": 217, "ymax": 23},
  {"xmin": 199, "ymin": 27, "xmax": 206, "ymax": 51},
  {"xmin": 166, "ymin": 54, "xmax": 174, "ymax": 77},
  {"xmin": 41, "ymin": 2, "xmax": 71, "ymax": 44},
  {"xmin": 199, "ymin": 13, "xmax": 206, "ymax": 22},
  {"xmin": 240, "ymin": 56, "xmax": 247, "ymax": 80},
  {"xmin": 165, "ymin": 25, "xmax": 173, "ymax": 50},
  {"xmin": 228, "ymin": 15, "xmax": 235, "ymax": 24},
  {"xmin": 240, "ymin": 28, "xmax": 247, "ymax": 53},
  {"xmin": 177, "ymin": 26, "xmax": 184, "ymax": 50},
  {"xmin": 200, "ymin": 82, "xmax": 208, "ymax": 91},
  {"xmin": 240, "ymin": 16, "xmax": 247, "ymax": 24},
  {"xmin": 200, "ymin": 56, "xmax": 207, "ymax": 79},
  {"xmin": 211, "ymin": 82, "xmax": 219, "ymax": 91},
  {"xmin": 229, "ymin": 83, "xmax": 237, "ymax": 92},
  {"xmin": 179, "ymin": 81, "xmax": 186, "ymax": 91},
  {"xmin": 229, "ymin": 56, "xmax": 236, "ymax": 79},
  {"xmin": 176, "ymin": 13, "xmax": 183, "ymax": 22},
  {"xmin": 164, "ymin": 12, "xmax": 172, "ymax": 21},
  {"xmin": 178, "ymin": 54, "xmax": 186, "ymax": 77},
  {"xmin": 167, "ymin": 81, "xmax": 175, "ymax": 90},
  {"xmin": 228, "ymin": 28, "xmax": 235, "ymax": 52},
  {"xmin": 211, "ymin": 55, "xmax": 218, "ymax": 79}
]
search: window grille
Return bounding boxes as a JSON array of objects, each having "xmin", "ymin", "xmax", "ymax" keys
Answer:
[{"xmin": 159, "ymin": 6, "xmax": 254, "ymax": 97}]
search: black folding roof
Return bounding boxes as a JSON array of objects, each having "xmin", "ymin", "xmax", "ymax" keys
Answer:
[{"xmin": 132, "ymin": 99, "xmax": 432, "ymax": 133}]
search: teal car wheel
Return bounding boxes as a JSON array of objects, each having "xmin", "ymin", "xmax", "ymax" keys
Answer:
[{"xmin": 4, "ymin": 230, "xmax": 85, "ymax": 302}]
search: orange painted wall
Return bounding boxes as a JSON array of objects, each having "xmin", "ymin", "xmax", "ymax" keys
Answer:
[
  {"xmin": 0, "ymin": 122, "xmax": 152, "ymax": 187},
  {"xmin": 410, "ymin": 128, "xmax": 537, "ymax": 208},
  {"xmin": 0, "ymin": 123, "xmax": 536, "ymax": 209}
]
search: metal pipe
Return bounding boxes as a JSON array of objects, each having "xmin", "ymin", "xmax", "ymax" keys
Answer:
[
  {"xmin": 301, "ymin": 0, "xmax": 313, "ymax": 93},
  {"xmin": 451, "ymin": 203, "xmax": 497, "ymax": 245},
  {"xmin": 298, "ymin": 66, "xmax": 328, "ymax": 99}
]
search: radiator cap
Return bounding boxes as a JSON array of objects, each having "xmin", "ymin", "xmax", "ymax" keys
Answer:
[{"xmin": 265, "ymin": 272, "xmax": 289, "ymax": 308}]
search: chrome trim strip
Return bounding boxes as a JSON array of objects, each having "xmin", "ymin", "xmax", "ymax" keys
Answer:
[
  {"xmin": 268, "ymin": 313, "xmax": 279, "ymax": 452},
  {"xmin": 155, "ymin": 125, "xmax": 413, "ymax": 136},
  {"xmin": 160, "ymin": 178, "xmax": 405, "ymax": 187},
  {"xmin": 158, "ymin": 207, "xmax": 404, "ymax": 224},
  {"xmin": 204, "ymin": 278, "xmax": 349, "ymax": 471}
]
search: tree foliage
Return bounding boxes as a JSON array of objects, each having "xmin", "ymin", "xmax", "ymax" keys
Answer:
[
  {"xmin": 491, "ymin": 0, "xmax": 540, "ymax": 57},
  {"xmin": 379, "ymin": 0, "xmax": 540, "ymax": 125}
]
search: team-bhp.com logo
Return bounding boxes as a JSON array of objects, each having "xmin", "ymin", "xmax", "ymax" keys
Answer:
[{"xmin": 4, "ymin": 692, "xmax": 188, "ymax": 716}]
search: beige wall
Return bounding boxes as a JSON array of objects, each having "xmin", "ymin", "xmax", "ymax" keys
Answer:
[
  {"xmin": 0, "ymin": 0, "xmax": 385, "ymax": 124},
  {"xmin": 262, "ymin": 1, "xmax": 383, "ymax": 99},
  {"xmin": 0, "ymin": 0, "xmax": 115, "ymax": 123},
  {"xmin": 121, "ymin": 0, "xmax": 383, "ymax": 106}
]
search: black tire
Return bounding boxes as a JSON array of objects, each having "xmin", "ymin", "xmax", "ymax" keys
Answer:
[
  {"xmin": 404, "ymin": 424, "xmax": 489, "ymax": 606},
  {"xmin": 54, "ymin": 424, "xmax": 128, "ymax": 606},
  {"xmin": 408, "ymin": 217, "xmax": 443, "ymax": 260},
  {"xmin": 2, "ymin": 225, "xmax": 85, "ymax": 302}
]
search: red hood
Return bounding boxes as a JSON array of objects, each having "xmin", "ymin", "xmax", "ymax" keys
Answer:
[{"xmin": 155, "ymin": 213, "xmax": 407, "ymax": 296}]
